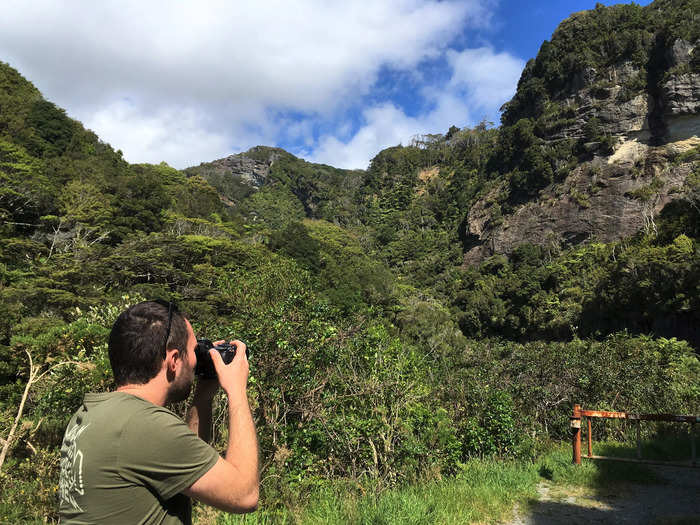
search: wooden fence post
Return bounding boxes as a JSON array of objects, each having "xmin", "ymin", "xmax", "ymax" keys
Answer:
[{"xmin": 571, "ymin": 404, "xmax": 582, "ymax": 465}]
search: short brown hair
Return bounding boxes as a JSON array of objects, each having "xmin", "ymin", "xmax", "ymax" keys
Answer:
[{"xmin": 108, "ymin": 301, "xmax": 189, "ymax": 386}]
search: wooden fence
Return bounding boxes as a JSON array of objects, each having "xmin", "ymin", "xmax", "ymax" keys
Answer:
[{"xmin": 570, "ymin": 404, "xmax": 699, "ymax": 468}]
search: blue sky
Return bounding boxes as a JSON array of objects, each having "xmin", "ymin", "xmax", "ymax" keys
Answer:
[{"xmin": 0, "ymin": 0, "xmax": 651, "ymax": 170}]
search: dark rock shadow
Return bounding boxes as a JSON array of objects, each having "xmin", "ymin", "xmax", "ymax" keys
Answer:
[
  {"xmin": 522, "ymin": 497, "xmax": 700, "ymax": 524},
  {"xmin": 522, "ymin": 460, "xmax": 700, "ymax": 525}
]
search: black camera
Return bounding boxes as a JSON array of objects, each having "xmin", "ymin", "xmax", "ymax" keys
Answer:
[{"xmin": 194, "ymin": 339, "xmax": 248, "ymax": 379}]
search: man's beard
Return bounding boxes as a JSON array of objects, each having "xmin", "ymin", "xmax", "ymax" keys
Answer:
[{"xmin": 166, "ymin": 365, "xmax": 194, "ymax": 404}]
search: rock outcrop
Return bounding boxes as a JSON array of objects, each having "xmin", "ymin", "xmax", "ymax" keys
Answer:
[
  {"xmin": 464, "ymin": 28, "xmax": 699, "ymax": 266},
  {"xmin": 464, "ymin": 147, "xmax": 696, "ymax": 265},
  {"xmin": 187, "ymin": 146, "xmax": 283, "ymax": 189}
]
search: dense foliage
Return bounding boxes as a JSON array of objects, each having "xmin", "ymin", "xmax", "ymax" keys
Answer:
[{"xmin": 1, "ymin": 0, "xmax": 699, "ymax": 521}]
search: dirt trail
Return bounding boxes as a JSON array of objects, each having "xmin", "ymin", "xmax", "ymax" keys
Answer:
[{"xmin": 504, "ymin": 465, "xmax": 700, "ymax": 524}]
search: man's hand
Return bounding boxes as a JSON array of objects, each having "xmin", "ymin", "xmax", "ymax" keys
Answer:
[{"xmin": 209, "ymin": 340, "xmax": 248, "ymax": 400}]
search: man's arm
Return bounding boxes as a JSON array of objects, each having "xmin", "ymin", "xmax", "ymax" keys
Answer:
[
  {"xmin": 183, "ymin": 342, "xmax": 259, "ymax": 513},
  {"xmin": 186, "ymin": 379, "xmax": 218, "ymax": 443}
]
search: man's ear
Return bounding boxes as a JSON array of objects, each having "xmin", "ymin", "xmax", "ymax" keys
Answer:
[{"xmin": 165, "ymin": 347, "xmax": 181, "ymax": 374}]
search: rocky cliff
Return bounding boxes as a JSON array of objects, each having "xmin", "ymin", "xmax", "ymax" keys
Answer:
[
  {"xmin": 183, "ymin": 145, "xmax": 286, "ymax": 207},
  {"xmin": 185, "ymin": 145, "xmax": 364, "ymax": 223},
  {"xmin": 464, "ymin": 1, "xmax": 699, "ymax": 265}
]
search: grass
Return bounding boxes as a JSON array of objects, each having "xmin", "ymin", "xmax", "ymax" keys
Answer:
[
  {"xmin": 207, "ymin": 440, "xmax": 677, "ymax": 525},
  {"xmin": 214, "ymin": 460, "xmax": 539, "ymax": 525},
  {"xmin": 535, "ymin": 441, "xmax": 662, "ymax": 488}
]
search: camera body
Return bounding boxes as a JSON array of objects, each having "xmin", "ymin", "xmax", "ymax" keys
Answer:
[{"xmin": 194, "ymin": 339, "xmax": 248, "ymax": 379}]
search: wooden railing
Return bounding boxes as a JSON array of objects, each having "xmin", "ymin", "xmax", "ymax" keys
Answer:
[{"xmin": 570, "ymin": 404, "xmax": 699, "ymax": 468}]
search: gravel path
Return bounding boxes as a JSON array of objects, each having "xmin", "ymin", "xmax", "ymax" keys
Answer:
[{"xmin": 504, "ymin": 465, "xmax": 700, "ymax": 525}]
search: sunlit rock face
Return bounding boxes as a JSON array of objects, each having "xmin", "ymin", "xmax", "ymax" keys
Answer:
[
  {"xmin": 464, "ymin": 30, "xmax": 699, "ymax": 266},
  {"xmin": 189, "ymin": 146, "xmax": 284, "ymax": 190}
]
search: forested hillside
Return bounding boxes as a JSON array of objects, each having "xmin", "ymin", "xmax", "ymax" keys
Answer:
[{"xmin": 1, "ymin": 0, "xmax": 699, "ymax": 522}]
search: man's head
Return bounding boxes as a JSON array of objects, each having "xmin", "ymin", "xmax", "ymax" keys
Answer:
[{"xmin": 108, "ymin": 301, "xmax": 196, "ymax": 401}]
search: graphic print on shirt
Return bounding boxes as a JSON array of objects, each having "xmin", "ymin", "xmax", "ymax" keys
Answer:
[{"xmin": 59, "ymin": 422, "xmax": 90, "ymax": 512}]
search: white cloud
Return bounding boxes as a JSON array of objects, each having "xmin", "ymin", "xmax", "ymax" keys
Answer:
[
  {"xmin": 0, "ymin": 1, "xmax": 519, "ymax": 170},
  {"xmin": 447, "ymin": 47, "xmax": 525, "ymax": 109},
  {"xmin": 309, "ymin": 104, "xmax": 422, "ymax": 168},
  {"xmin": 87, "ymin": 101, "xmax": 233, "ymax": 168},
  {"xmin": 309, "ymin": 94, "xmax": 470, "ymax": 168},
  {"xmin": 309, "ymin": 47, "xmax": 524, "ymax": 169}
]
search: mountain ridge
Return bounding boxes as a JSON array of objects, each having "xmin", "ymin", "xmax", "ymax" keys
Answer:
[{"xmin": 178, "ymin": 0, "xmax": 699, "ymax": 268}]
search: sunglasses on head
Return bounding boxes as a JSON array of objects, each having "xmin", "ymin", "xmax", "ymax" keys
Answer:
[{"xmin": 152, "ymin": 299, "xmax": 180, "ymax": 356}]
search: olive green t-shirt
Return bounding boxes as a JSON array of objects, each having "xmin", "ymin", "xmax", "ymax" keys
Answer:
[{"xmin": 58, "ymin": 392, "xmax": 219, "ymax": 524}]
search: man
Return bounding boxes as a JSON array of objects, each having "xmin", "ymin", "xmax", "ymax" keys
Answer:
[{"xmin": 58, "ymin": 300, "xmax": 259, "ymax": 523}]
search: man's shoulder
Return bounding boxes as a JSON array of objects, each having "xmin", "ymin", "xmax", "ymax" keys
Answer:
[
  {"xmin": 74, "ymin": 392, "xmax": 184, "ymax": 442},
  {"xmin": 85, "ymin": 391, "xmax": 178, "ymax": 417},
  {"xmin": 105, "ymin": 394, "xmax": 186, "ymax": 434}
]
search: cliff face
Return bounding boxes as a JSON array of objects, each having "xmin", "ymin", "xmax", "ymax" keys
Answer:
[
  {"xmin": 199, "ymin": 149, "xmax": 278, "ymax": 189},
  {"xmin": 184, "ymin": 146, "xmax": 285, "ymax": 202},
  {"xmin": 542, "ymin": 37, "xmax": 699, "ymax": 141},
  {"xmin": 184, "ymin": 146, "xmax": 365, "ymax": 223},
  {"xmin": 464, "ymin": 150, "xmax": 696, "ymax": 264},
  {"xmin": 464, "ymin": 3, "xmax": 700, "ymax": 266}
]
